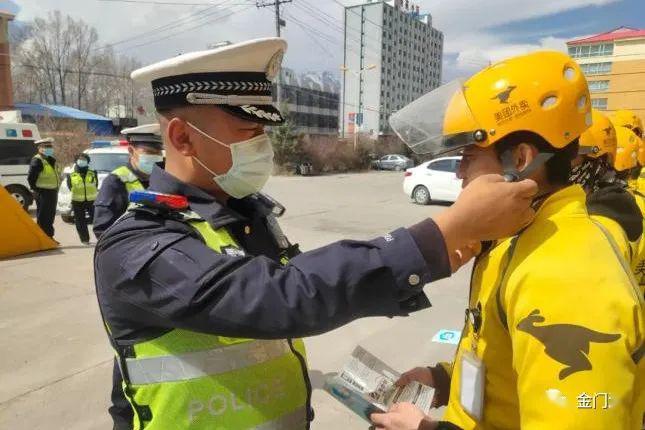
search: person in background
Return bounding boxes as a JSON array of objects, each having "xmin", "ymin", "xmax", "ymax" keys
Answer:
[
  {"xmin": 66, "ymin": 153, "xmax": 98, "ymax": 245},
  {"xmin": 93, "ymin": 124, "xmax": 163, "ymax": 239},
  {"xmin": 28, "ymin": 138, "xmax": 60, "ymax": 238}
]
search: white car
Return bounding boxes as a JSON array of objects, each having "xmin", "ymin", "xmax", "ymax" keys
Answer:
[
  {"xmin": 403, "ymin": 156, "xmax": 463, "ymax": 205},
  {"xmin": 57, "ymin": 142, "xmax": 130, "ymax": 223}
]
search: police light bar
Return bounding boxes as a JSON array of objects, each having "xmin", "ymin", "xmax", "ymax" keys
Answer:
[{"xmin": 129, "ymin": 190, "xmax": 188, "ymax": 210}]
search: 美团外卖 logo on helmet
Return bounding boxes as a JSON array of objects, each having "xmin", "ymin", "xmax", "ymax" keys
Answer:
[{"xmin": 491, "ymin": 85, "xmax": 517, "ymax": 104}]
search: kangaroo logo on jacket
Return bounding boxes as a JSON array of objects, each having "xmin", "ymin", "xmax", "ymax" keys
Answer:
[{"xmin": 517, "ymin": 309, "xmax": 621, "ymax": 380}]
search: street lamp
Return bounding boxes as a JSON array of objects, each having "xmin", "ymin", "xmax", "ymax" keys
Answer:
[{"xmin": 341, "ymin": 64, "xmax": 377, "ymax": 150}]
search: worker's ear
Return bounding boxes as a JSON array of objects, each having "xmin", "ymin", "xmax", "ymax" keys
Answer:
[
  {"xmin": 166, "ymin": 118, "xmax": 196, "ymax": 157},
  {"xmin": 514, "ymin": 143, "xmax": 538, "ymax": 172}
]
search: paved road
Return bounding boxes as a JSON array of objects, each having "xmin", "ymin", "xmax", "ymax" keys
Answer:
[{"xmin": 0, "ymin": 171, "xmax": 471, "ymax": 429}]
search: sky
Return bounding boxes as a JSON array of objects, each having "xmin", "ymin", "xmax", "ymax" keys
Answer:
[{"xmin": 3, "ymin": 0, "xmax": 645, "ymax": 82}]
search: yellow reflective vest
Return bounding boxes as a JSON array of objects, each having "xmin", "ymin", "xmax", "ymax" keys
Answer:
[
  {"xmin": 34, "ymin": 154, "xmax": 60, "ymax": 190},
  {"xmin": 106, "ymin": 210, "xmax": 308, "ymax": 430},
  {"xmin": 70, "ymin": 170, "xmax": 98, "ymax": 202},
  {"xmin": 443, "ymin": 185, "xmax": 644, "ymax": 429}
]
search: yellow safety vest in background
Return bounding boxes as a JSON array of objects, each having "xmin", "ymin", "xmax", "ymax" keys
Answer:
[
  {"xmin": 34, "ymin": 154, "xmax": 60, "ymax": 190},
  {"xmin": 70, "ymin": 170, "xmax": 98, "ymax": 202},
  {"xmin": 112, "ymin": 165, "xmax": 144, "ymax": 193},
  {"xmin": 106, "ymin": 210, "xmax": 308, "ymax": 430}
]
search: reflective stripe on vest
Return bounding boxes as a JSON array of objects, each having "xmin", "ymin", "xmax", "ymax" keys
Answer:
[
  {"xmin": 70, "ymin": 171, "xmax": 98, "ymax": 202},
  {"xmin": 34, "ymin": 154, "xmax": 60, "ymax": 189},
  {"xmin": 111, "ymin": 216, "xmax": 308, "ymax": 429},
  {"xmin": 112, "ymin": 165, "xmax": 144, "ymax": 193}
]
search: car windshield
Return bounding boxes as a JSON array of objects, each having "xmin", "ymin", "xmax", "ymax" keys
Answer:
[{"xmin": 89, "ymin": 153, "xmax": 130, "ymax": 173}]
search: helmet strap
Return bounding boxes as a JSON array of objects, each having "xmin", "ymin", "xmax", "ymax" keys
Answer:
[{"xmin": 500, "ymin": 148, "xmax": 554, "ymax": 182}]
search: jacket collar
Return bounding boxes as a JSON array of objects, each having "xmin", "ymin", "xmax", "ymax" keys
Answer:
[
  {"xmin": 147, "ymin": 166, "xmax": 247, "ymax": 228},
  {"xmin": 533, "ymin": 184, "xmax": 588, "ymax": 223}
]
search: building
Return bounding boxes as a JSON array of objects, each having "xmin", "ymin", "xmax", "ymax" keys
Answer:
[
  {"xmin": 276, "ymin": 68, "xmax": 340, "ymax": 135},
  {"xmin": 0, "ymin": 10, "xmax": 15, "ymax": 110},
  {"xmin": 567, "ymin": 27, "xmax": 645, "ymax": 123},
  {"xmin": 340, "ymin": 0, "xmax": 443, "ymax": 138}
]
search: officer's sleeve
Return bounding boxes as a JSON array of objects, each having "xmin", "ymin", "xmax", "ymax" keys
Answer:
[
  {"xmin": 27, "ymin": 157, "xmax": 42, "ymax": 190},
  {"xmin": 93, "ymin": 174, "xmax": 128, "ymax": 239},
  {"xmin": 504, "ymin": 256, "xmax": 644, "ymax": 429},
  {"xmin": 98, "ymin": 223, "xmax": 449, "ymax": 339},
  {"xmin": 65, "ymin": 174, "xmax": 72, "ymax": 191}
]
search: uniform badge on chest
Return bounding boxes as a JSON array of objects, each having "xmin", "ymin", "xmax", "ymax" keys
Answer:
[{"xmin": 221, "ymin": 246, "xmax": 246, "ymax": 258}]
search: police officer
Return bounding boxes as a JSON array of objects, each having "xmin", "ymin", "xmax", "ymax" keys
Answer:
[
  {"xmin": 94, "ymin": 38, "xmax": 538, "ymax": 430},
  {"xmin": 28, "ymin": 137, "xmax": 60, "ymax": 238},
  {"xmin": 93, "ymin": 124, "xmax": 164, "ymax": 239},
  {"xmin": 66, "ymin": 153, "xmax": 98, "ymax": 244},
  {"xmin": 377, "ymin": 51, "xmax": 644, "ymax": 430},
  {"xmin": 91, "ymin": 124, "xmax": 163, "ymax": 429}
]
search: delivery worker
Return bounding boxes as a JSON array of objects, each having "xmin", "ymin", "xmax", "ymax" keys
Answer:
[
  {"xmin": 569, "ymin": 109, "xmax": 642, "ymax": 262},
  {"xmin": 610, "ymin": 109, "xmax": 644, "ymax": 191},
  {"xmin": 28, "ymin": 137, "xmax": 60, "ymax": 238},
  {"xmin": 93, "ymin": 124, "xmax": 163, "ymax": 239},
  {"xmin": 376, "ymin": 50, "xmax": 644, "ymax": 430},
  {"xmin": 66, "ymin": 153, "xmax": 98, "ymax": 244},
  {"xmin": 94, "ymin": 38, "xmax": 538, "ymax": 430}
]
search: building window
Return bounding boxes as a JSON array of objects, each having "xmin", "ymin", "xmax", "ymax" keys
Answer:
[
  {"xmin": 580, "ymin": 62, "xmax": 612, "ymax": 75},
  {"xmin": 588, "ymin": 80, "xmax": 610, "ymax": 92},
  {"xmin": 591, "ymin": 98, "xmax": 608, "ymax": 110},
  {"xmin": 568, "ymin": 43, "xmax": 614, "ymax": 59}
]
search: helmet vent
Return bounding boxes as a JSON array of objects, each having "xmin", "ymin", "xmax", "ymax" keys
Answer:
[
  {"xmin": 577, "ymin": 95, "xmax": 587, "ymax": 110},
  {"xmin": 541, "ymin": 96, "xmax": 558, "ymax": 109},
  {"xmin": 585, "ymin": 112, "xmax": 593, "ymax": 126},
  {"xmin": 564, "ymin": 67, "xmax": 576, "ymax": 81}
]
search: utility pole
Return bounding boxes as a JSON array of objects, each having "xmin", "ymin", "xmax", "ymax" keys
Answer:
[{"xmin": 256, "ymin": 0, "xmax": 291, "ymax": 106}]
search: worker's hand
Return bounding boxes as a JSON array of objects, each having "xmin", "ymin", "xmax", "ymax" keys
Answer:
[
  {"xmin": 434, "ymin": 174, "xmax": 536, "ymax": 252},
  {"xmin": 396, "ymin": 367, "xmax": 434, "ymax": 388},
  {"xmin": 370, "ymin": 403, "xmax": 436, "ymax": 430}
]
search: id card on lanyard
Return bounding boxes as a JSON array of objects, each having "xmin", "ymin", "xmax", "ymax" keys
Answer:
[{"xmin": 460, "ymin": 305, "xmax": 485, "ymax": 420}]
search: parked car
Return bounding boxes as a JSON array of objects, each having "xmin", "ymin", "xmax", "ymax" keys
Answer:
[
  {"xmin": 57, "ymin": 141, "xmax": 131, "ymax": 223},
  {"xmin": 371, "ymin": 154, "xmax": 414, "ymax": 171},
  {"xmin": 403, "ymin": 156, "xmax": 462, "ymax": 205}
]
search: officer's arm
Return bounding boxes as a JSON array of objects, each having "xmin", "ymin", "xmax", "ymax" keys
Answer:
[
  {"xmin": 505, "ymin": 265, "xmax": 643, "ymax": 429},
  {"xmin": 98, "ymin": 221, "xmax": 450, "ymax": 339},
  {"xmin": 27, "ymin": 157, "xmax": 42, "ymax": 190},
  {"xmin": 66, "ymin": 174, "xmax": 72, "ymax": 190},
  {"xmin": 93, "ymin": 175, "xmax": 128, "ymax": 239}
]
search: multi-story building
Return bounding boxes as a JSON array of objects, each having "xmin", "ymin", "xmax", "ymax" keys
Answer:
[
  {"xmin": 275, "ymin": 68, "xmax": 340, "ymax": 135},
  {"xmin": 567, "ymin": 27, "xmax": 645, "ymax": 123},
  {"xmin": 340, "ymin": 0, "xmax": 443, "ymax": 137}
]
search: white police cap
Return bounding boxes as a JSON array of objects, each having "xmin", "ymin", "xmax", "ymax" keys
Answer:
[
  {"xmin": 35, "ymin": 137, "xmax": 55, "ymax": 146},
  {"xmin": 131, "ymin": 38, "xmax": 287, "ymax": 125},
  {"xmin": 121, "ymin": 123, "xmax": 162, "ymax": 148}
]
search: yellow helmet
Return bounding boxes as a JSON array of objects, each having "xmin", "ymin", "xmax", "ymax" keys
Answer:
[
  {"xmin": 578, "ymin": 109, "xmax": 617, "ymax": 165},
  {"xmin": 390, "ymin": 51, "xmax": 591, "ymax": 155},
  {"xmin": 614, "ymin": 127, "xmax": 640, "ymax": 172},
  {"xmin": 639, "ymin": 137, "xmax": 645, "ymax": 166},
  {"xmin": 610, "ymin": 109, "xmax": 643, "ymax": 137}
]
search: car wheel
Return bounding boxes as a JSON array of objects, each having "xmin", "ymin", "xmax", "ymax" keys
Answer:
[
  {"xmin": 412, "ymin": 185, "xmax": 431, "ymax": 205},
  {"xmin": 394, "ymin": 165, "xmax": 404, "ymax": 172},
  {"xmin": 61, "ymin": 213, "xmax": 75, "ymax": 224},
  {"xmin": 5, "ymin": 185, "xmax": 31, "ymax": 210}
]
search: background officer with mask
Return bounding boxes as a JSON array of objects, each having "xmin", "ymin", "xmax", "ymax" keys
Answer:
[
  {"xmin": 93, "ymin": 124, "xmax": 163, "ymax": 239},
  {"xmin": 66, "ymin": 152, "xmax": 98, "ymax": 244},
  {"xmin": 28, "ymin": 137, "xmax": 60, "ymax": 238},
  {"xmin": 94, "ymin": 38, "xmax": 538, "ymax": 430}
]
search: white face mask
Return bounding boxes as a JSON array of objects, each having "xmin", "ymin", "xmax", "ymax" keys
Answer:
[{"xmin": 187, "ymin": 122, "xmax": 274, "ymax": 199}]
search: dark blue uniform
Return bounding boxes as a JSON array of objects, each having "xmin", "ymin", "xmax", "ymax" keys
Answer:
[
  {"xmin": 94, "ymin": 166, "xmax": 451, "ymax": 427},
  {"xmin": 93, "ymin": 163, "xmax": 148, "ymax": 239}
]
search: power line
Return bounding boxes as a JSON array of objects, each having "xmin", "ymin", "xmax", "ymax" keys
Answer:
[
  {"xmin": 114, "ymin": 4, "xmax": 254, "ymax": 53},
  {"xmin": 97, "ymin": 0, "xmax": 251, "ymax": 4},
  {"xmin": 15, "ymin": 63, "xmax": 130, "ymax": 79},
  {"xmin": 94, "ymin": 0, "xmax": 236, "ymax": 51}
]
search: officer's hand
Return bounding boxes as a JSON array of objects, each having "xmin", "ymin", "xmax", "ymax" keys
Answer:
[
  {"xmin": 434, "ymin": 174, "xmax": 536, "ymax": 251},
  {"xmin": 449, "ymin": 241, "xmax": 482, "ymax": 273},
  {"xmin": 395, "ymin": 367, "xmax": 434, "ymax": 388},
  {"xmin": 370, "ymin": 403, "xmax": 436, "ymax": 430}
]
